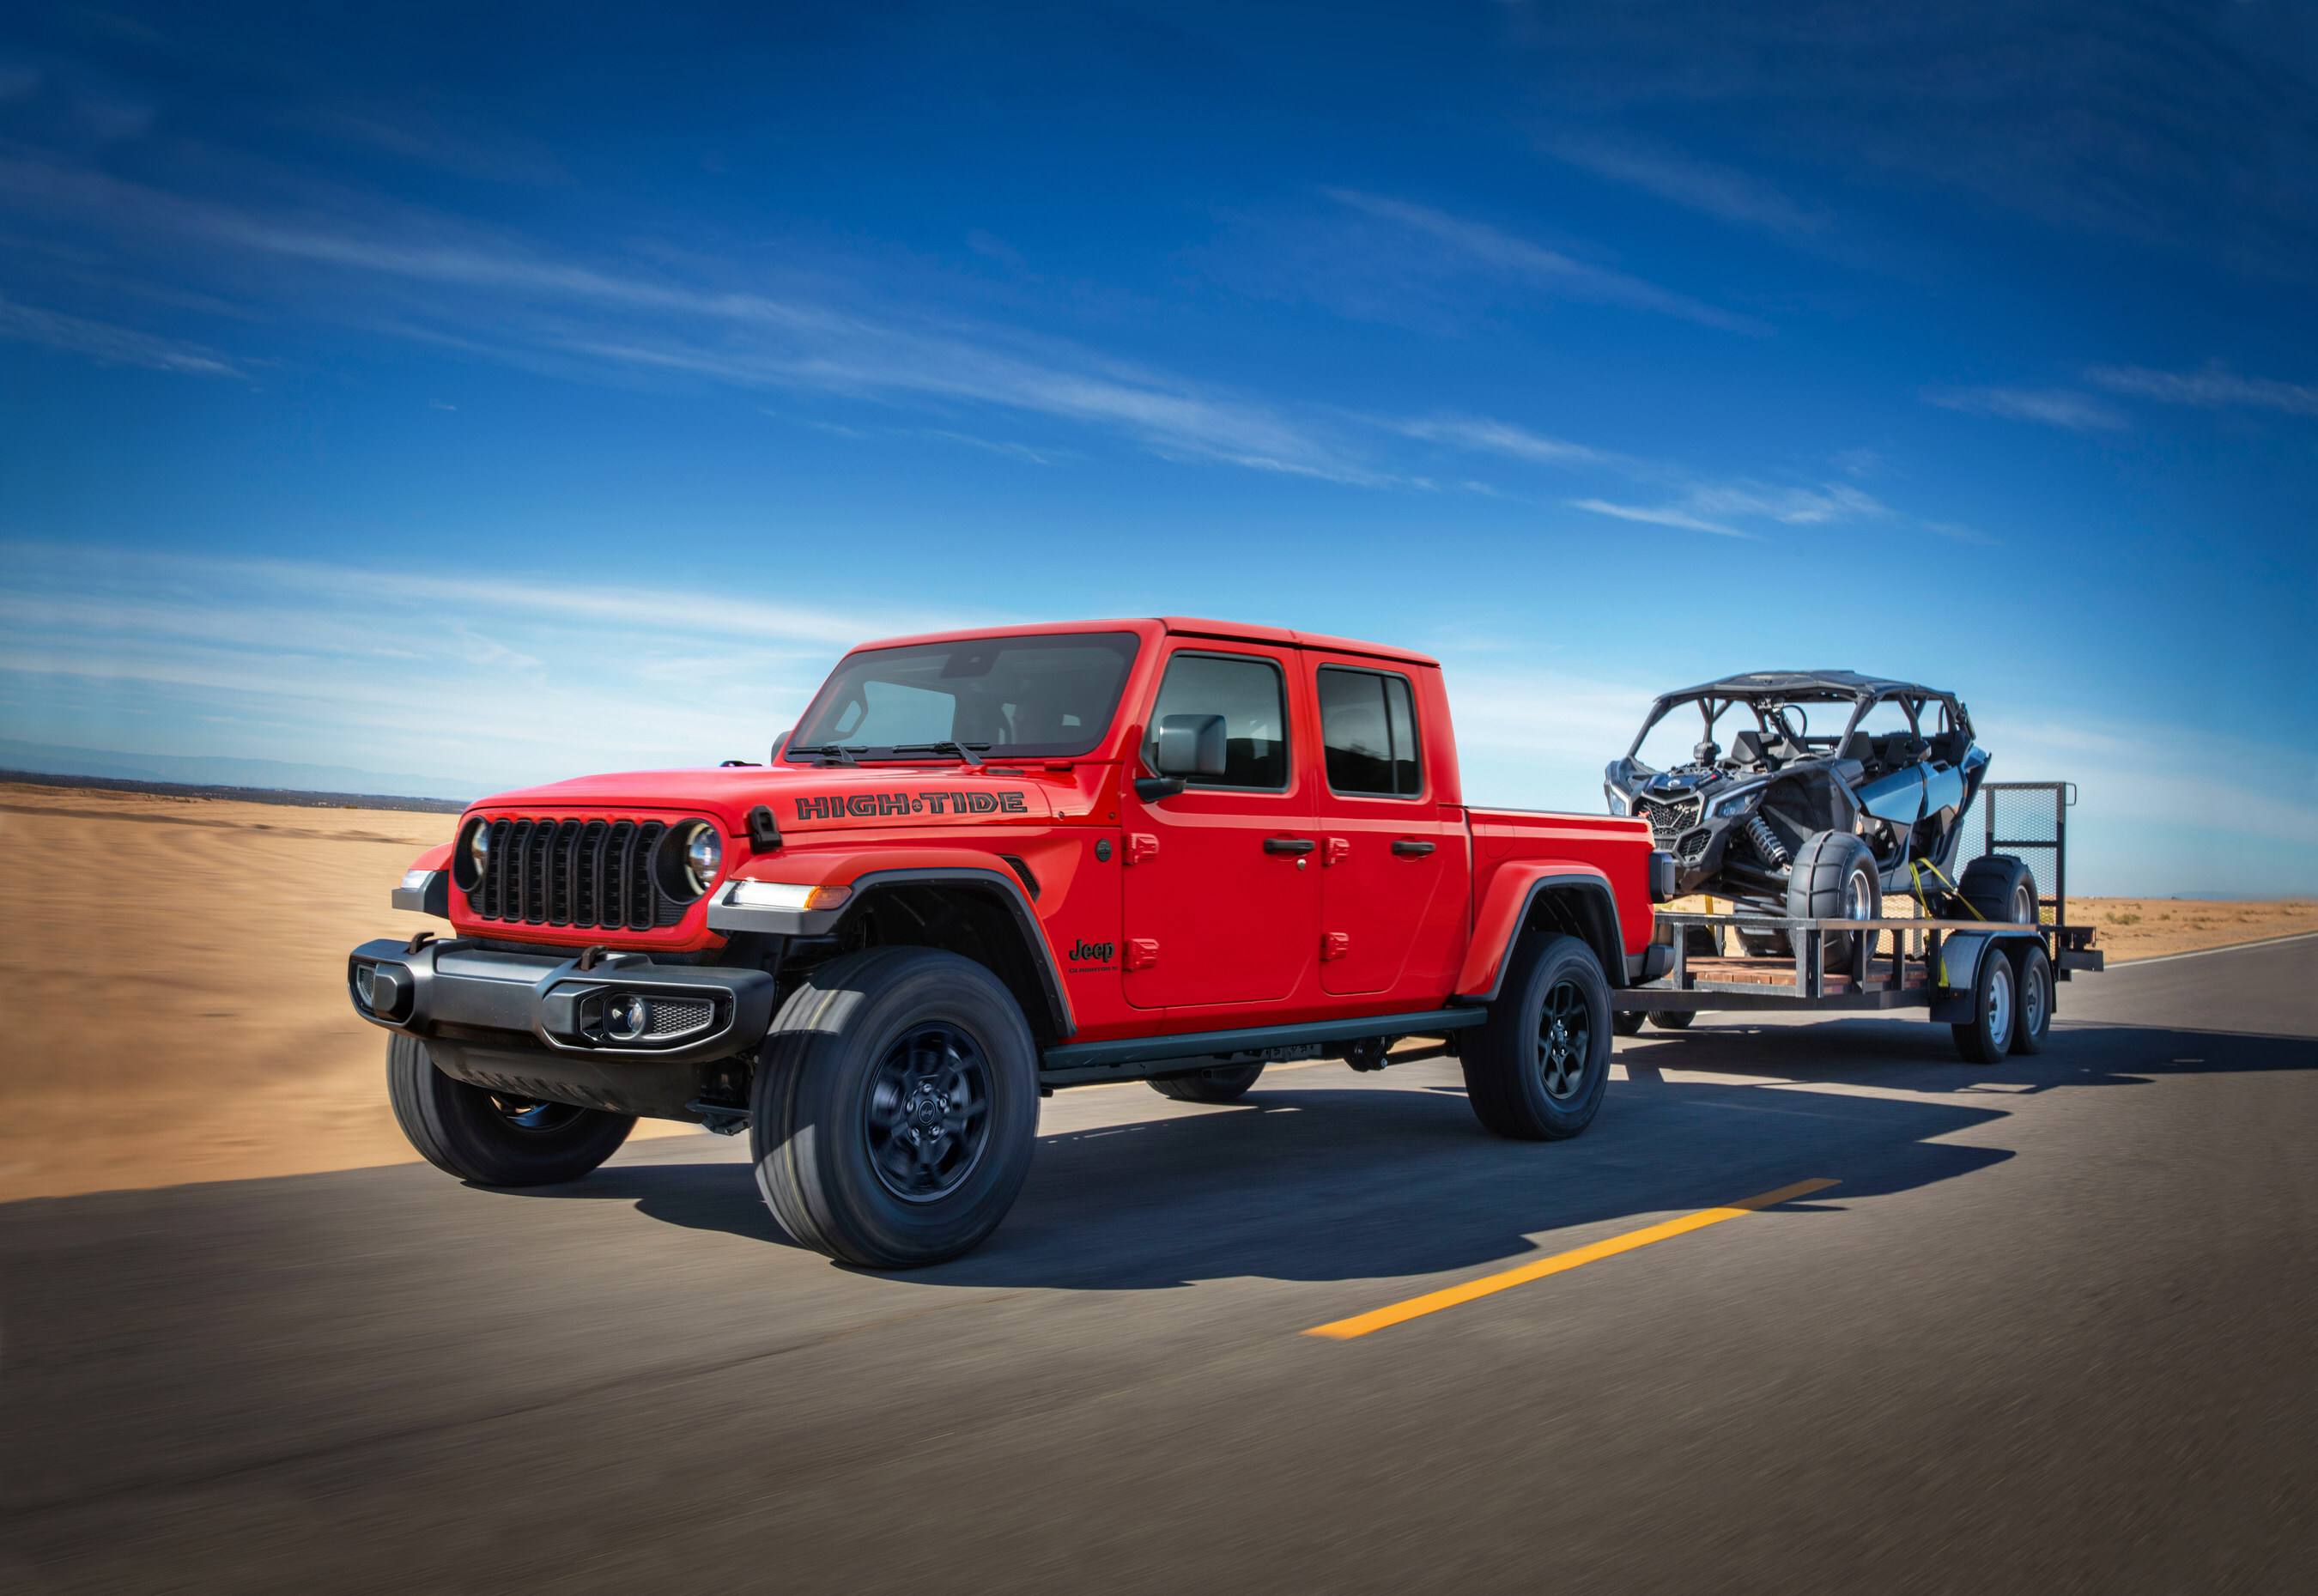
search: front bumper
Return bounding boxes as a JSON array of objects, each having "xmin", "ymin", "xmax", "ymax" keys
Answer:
[{"xmin": 347, "ymin": 938, "xmax": 779, "ymax": 1067}]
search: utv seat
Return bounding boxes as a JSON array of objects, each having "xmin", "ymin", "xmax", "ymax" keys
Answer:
[{"xmin": 1726, "ymin": 730, "xmax": 1770, "ymax": 772}]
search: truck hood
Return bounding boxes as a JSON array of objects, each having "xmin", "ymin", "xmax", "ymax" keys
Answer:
[{"xmin": 472, "ymin": 764, "xmax": 1061, "ymax": 832}]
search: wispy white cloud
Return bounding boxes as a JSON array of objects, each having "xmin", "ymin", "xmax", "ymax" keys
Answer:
[
  {"xmin": 1540, "ymin": 133, "xmax": 1833, "ymax": 235},
  {"xmin": 1570, "ymin": 499, "xmax": 1750, "ymax": 537},
  {"xmin": 0, "ymin": 292, "xmax": 239, "ymax": 375},
  {"xmin": 2087, "ymin": 363, "xmax": 2318, "ymax": 418},
  {"xmin": 1394, "ymin": 415, "xmax": 1635, "ymax": 470},
  {"xmin": 1923, "ymin": 385, "xmax": 2131, "ymax": 432},
  {"xmin": 1322, "ymin": 188, "xmax": 1769, "ymax": 335}
]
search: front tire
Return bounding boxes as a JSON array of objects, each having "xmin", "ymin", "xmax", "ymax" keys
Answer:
[
  {"xmin": 751, "ymin": 946, "xmax": 1039, "ymax": 1269},
  {"xmin": 1787, "ymin": 830, "xmax": 1880, "ymax": 967},
  {"xmin": 1463, "ymin": 933, "xmax": 1612, "ymax": 1141},
  {"xmin": 1150, "ymin": 1059, "xmax": 1266, "ymax": 1102},
  {"xmin": 385, "ymin": 1033, "xmax": 634, "ymax": 1186},
  {"xmin": 1951, "ymin": 942, "xmax": 2018, "ymax": 1064}
]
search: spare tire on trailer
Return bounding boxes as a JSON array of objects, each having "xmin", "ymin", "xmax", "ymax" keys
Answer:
[
  {"xmin": 1958, "ymin": 855, "xmax": 2040, "ymax": 926},
  {"xmin": 1786, "ymin": 831, "xmax": 1880, "ymax": 968}
]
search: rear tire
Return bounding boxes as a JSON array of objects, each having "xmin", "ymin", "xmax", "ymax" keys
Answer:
[
  {"xmin": 385, "ymin": 1033, "xmax": 634, "ymax": 1186},
  {"xmin": 1958, "ymin": 855, "xmax": 2039, "ymax": 926},
  {"xmin": 1951, "ymin": 942, "xmax": 2018, "ymax": 1064},
  {"xmin": 2008, "ymin": 942, "xmax": 2053, "ymax": 1055},
  {"xmin": 1463, "ymin": 933, "xmax": 1611, "ymax": 1141},
  {"xmin": 1150, "ymin": 1059, "xmax": 1266, "ymax": 1102},
  {"xmin": 1787, "ymin": 831, "xmax": 1880, "ymax": 967},
  {"xmin": 1647, "ymin": 1010, "xmax": 1696, "ymax": 1030},
  {"xmin": 751, "ymin": 946, "xmax": 1039, "ymax": 1269}
]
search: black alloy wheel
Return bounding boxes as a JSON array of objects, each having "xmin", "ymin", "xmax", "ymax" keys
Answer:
[
  {"xmin": 1463, "ymin": 932, "xmax": 1612, "ymax": 1140},
  {"xmin": 385, "ymin": 1034, "xmax": 634, "ymax": 1186},
  {"xmin": 753, "ymin": 946, "xmax": 1039, "ymax": 1268}
]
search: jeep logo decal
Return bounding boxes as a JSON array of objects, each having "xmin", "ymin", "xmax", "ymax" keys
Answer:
[
  {"xmin": 793, "ymin": 790, "xmax": 1030, "ymax": 821},
  {"xmin": 1067, "ymin": 938, "xmax": 1115, "ymax": 964}
]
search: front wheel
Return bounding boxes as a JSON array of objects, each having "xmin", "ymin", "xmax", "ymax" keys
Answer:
[
  {"xmin": 385, "ymin": 1033, "xmax": 634, "ymax": 1186},
  {"xmin": 752, "ymin": 946, "xmax": 1039, "ymax": 1269},
  {"xmin": 1463, "ymin": 933, "xmax": 1611, "ymax": 1141},
  {"xmin": 1787, "ymin": 830, "xmax": 1881, "ymax": 968}
]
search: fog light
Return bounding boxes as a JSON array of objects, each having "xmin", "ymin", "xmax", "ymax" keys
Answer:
[{"xmin": 604, "ymin": 994, "xmax": 648, "ymax": 1040}]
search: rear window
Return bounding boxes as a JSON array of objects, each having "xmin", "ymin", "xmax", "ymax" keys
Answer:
[
  {"xmin": 1317, "ymin": 666, "xmax": 1423, "ymax": 798},
  {"xmin": 786, "ymin": 632, "xmax": 1139, "ymax": 762}
]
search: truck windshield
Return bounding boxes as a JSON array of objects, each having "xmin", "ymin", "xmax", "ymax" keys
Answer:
[{"xmin": 785, "ymin": 632, "xmax": 1140, "ymax": 762}]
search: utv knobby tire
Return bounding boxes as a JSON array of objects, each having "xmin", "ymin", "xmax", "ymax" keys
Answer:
[
  {"xmin": 751, "ymin": 946, "xmax": 1038, "ymax": 1269},
  {"xmin": 1786, "ymin": 831, "xmax": 1881, "ymax": 968},
  {"xmin": 1149, "ymin": 1059, "xmax": 1266, "ymax": 1102},
  {"xmin": 1462, "ymin": 933, "xmax": 1611, "ymax": 1141},
  {"xmin": 2008, "ymin": 941, "xmax": 2054, "ymax": 1055},
  {"xmin": 1959, "ymin": 856, "xmax": 2040, "ymax": 927},
  {"xmin": 1951, "ymin": 941, "xmax": 2018, "ymax": 1065},
  {"xmin": 386, "ymin": 1033, "xmax": 634, "ymax": 1186}
]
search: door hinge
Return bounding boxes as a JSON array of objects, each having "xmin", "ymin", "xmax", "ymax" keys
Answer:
[
  {"xmin": 1325, "ymin": 836, "xmax": 1350, "ymax": 867},
  {"xmin": 1125, "ymin": 938, "xmax": 1161, "ymax": 971},
  {"xmin": 1127, "ymin": 833, "xmax": 1161, "ymax": 865},
  {"xmin": 1321, "ymin": 932, "xmax": 1351, "ymax": 961}
]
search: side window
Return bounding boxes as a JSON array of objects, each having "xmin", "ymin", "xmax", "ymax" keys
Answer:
[
  {"xmin": 1318, "ymin": 666, "xmax": 1423, "ymax": 798},
  {"xmin": 1144, "ymin": 652, "xmax": 1289, "ymax": 790}
]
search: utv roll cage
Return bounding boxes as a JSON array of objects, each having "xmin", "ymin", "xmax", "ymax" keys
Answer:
[{"xmin": 1625, "ymin": 671, "xmax": 1974, "ymax": 772}]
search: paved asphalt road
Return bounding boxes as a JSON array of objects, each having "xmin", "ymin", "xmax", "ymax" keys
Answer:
[{"xmin": 5, "ymin": 938, "xmax": 2315, "ymax": 1594}]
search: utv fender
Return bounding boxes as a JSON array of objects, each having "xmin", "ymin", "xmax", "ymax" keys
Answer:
[
  {"xmin": 710, "ymin": 859, "xmax": 1074, "ymax": 1042},
  {"xmin": 1455, "ymin": 865, "xmax": 1628, "ymax": 1002}
]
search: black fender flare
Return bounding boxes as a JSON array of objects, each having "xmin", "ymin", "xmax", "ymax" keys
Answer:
[{"xmin": 1459, "ymin": 873, "xmax": 1629, "ymax": 1004}]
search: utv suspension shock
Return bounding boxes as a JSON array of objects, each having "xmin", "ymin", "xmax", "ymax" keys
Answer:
[{"xmin": 1743, "ymin": 815, "xmax": 1791, "ymax": 869}]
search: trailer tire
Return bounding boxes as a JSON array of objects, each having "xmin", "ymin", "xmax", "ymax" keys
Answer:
[
  {"xmin": 1959, "ymin": 856, "xmax": 2039, "ymax": 926},
  {"xmin": 751, "ymin": 946, "xmax": 1039, "ymax": 1269},
  {"xmin": 1951, "ymin": 941, "xmax": 2018, "ymax": 1064},
  {"xmin": 1463, "ymin": 933, "xmax": 1611, "ymax": 1141},
  {"xmin": 1787, "ymin": 831, "xmax": 1880, "ymax": 967},
  {"xmin": 2008, "ymin": 942, "xmax": 2053, "ymax": 1055},
  {"xmin": 1647, "ymin": 1010, "xmax": 1696, "ymax": 1030},
  {"xmin": 1150, "ymin": 1059, "xmax": 1266, "ymax": 1102},
  {"xmin": 1612, "ymin": 1010, "xmax": 1647, "ymax": 1036},
  {"xmin": 385, "ymin": 1033, "xmax": 634, "ymax": 1186}
]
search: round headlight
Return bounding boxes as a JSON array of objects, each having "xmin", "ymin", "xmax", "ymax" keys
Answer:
[
  {"xmin": 683, "ymin": 823, "xmax": 723, "ymax": 893},
  {"xmin": 457, "ymin": 818, "xmax": 491, "ymax": 889}
]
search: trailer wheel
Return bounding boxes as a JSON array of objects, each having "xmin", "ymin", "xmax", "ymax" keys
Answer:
[
  {"xmin": 2008, "ymin": 942, "xmax": 2053, "ymax": 1055},
  {"xmin": 1464, "ymin": 933, "xmax": 1611, "ymax": 1141},
  {"xmin": 1951, "ymin": 943, "xmax": 2018, "ymax": 1064},
  {"xmin": 1150, "ymin": 1059, "xmax": 1266, "ymax": 1102},
  {"xmin": 1648, "ymin": 1010, "xmax": 1696, "ymax": 1030},
  {"xmin": 1612, "ymin": 1010, "xmax": 1647, "ymax": 1036},
  {"xmin": 385, "ymin": 1033, "xmax": 634, "ymax": 1186},
  {"xmin": 1787, "ymin": 831, "xmax": 1880, "ymax": 967},
  {"xmin": 751, "ymin": 946, "xmax": 1039, "ymax": 1269}
]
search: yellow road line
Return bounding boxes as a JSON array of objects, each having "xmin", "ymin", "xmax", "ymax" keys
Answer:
[{"xmin": 1303, "ymin": 1177, "xmax": 1840, "ymax": 1340}]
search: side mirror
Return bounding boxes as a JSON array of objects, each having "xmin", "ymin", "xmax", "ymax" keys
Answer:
[{"xmin": 1153, "ymin": 713, "xmax": 1228, "ymax": 778}]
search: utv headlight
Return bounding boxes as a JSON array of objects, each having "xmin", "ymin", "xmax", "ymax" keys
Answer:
[
  {"xmin": 1713, "ymin": 791, "xmax": 1759, "ymax": 818},
  {"xmin": 681, "ymin": 822, "xmax": 723, "ymax": 894}
]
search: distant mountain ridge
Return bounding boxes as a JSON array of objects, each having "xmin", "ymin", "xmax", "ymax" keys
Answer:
[{"xmin": 0, "ymin": 738, "xmax": 479, "ymax": 802}]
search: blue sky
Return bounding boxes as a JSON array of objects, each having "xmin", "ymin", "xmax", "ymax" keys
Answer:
[{"xmin": 1, "ymin": 2, "xmax": 2313, "ymax": 895}]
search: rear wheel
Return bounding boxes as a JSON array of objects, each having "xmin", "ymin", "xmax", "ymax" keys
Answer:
[
  {"xmin": 1951, "ymin": 943, "xmax": 2018, "ymax": 1064},
  {"xmin": 385, "ymin": 1033, "xmax": 634, "ymax": 1186},
  {"xmin": 1958, "ymin": 855, "xmax": 2039, "ymax": 926},
  {"xmin": 2008, "ymin": 942, "xmax": 2053, "ymax": 1054},
  {"xmin": 1150, "ymin": 1059, "xmax": 1266, "ymax": 1102},
  {"xmin": 1463, "ymin": 933, "xmax": 1611, "ymax": 1141},
  {"xmin": 1787, "ymin": 831, "xmax": 1880, "ymax": 967},
  {"xmin": 751, "ymin": 946, "xmax": 1039, "ymax": 1269}
]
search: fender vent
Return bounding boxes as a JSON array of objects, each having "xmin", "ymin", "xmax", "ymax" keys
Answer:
[{"xmin": 471, "ymin": 816, "xmax": 674, "ymax": 929}]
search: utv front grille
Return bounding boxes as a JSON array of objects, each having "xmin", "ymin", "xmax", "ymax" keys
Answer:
[
  {"xmin": 1677, "ymin": 828, "xmax": 1713, "ymax": 863},
  {"xmin": 469, "ymin": 816, "xmax": 677, "ymax": 930},
  {"xmin": 1635, "ymin": 796, "xmax": 1702, "ymax": 845}
]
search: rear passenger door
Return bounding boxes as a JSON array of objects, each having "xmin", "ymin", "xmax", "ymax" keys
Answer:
[{"xmin": 1310, "ymin": 659, "xmax": 1459, "ymax": 998}]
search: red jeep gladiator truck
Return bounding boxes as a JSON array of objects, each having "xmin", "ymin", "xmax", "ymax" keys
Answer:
[{"xmin": 352, "ymin": 617, "xmax": 1674, "ymax": 1265}]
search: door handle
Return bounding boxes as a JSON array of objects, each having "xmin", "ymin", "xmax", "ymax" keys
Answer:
[
  {"xmin": 1263, "ymin": 837, "xmax": 1316, "ymax": 855},
  {"xmin": 1391, "ymin": 839, "xmax": 1437, "ymax": 857}
]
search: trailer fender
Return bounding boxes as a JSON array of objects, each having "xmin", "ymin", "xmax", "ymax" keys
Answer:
[
  {"xmin": 1926, "ymin": 929, "xmax": 2045, "ymax": 1024},
  {"xmin": 1455, "ymin": 863, "xmax": 1626, "ymax": 1002}
]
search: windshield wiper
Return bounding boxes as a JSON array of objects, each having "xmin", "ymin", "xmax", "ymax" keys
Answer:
[
  {"xmin": 813, "ymin": 743, "xmax": 865, "ymax": 768},
  {"xmin": 890, "ymin": 741, "xmax": 992, "ymax": 766}
]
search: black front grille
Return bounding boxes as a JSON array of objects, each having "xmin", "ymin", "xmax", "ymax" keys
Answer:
[
  {"xmin": 1635, "ymin": 795, "xmax": 1702, "ymax": 844},
  {"xmin": 472, "ymin": 816, "xmax": 672, "ymax": 929}
]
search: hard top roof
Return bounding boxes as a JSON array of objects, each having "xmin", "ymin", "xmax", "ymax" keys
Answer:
[
  {"xmin": 1654, "ymin": 669, "xmax": 1953, "ymax": 704},
  {"xmin": 844, "ymin": 617, "xmax": 1438, "ymax": 669}
]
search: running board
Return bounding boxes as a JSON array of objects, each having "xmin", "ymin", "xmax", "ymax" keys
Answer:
[{"xmin": 1040, "ymin": 1009, "xmax": 1489, "ymax": 1089}]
